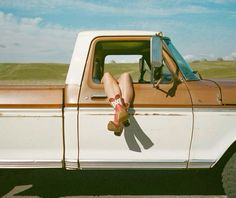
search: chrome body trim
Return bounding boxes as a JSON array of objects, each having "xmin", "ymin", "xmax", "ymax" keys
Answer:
[
  {"xmin": 79, "ymin": 160, "xmax": 187, "ymax": 169},
  {"xmin": 194, "ymin": 108, "xmax": 236, "ymax": 112},
  {"xmin": 188, "ymin": 159, "xmax": 215, "ymax": 168},
  {"xmin": 0, "ymin": 160, "xmax": 63, "ymax": 169},
  {"xmin": 0, "ymin": 108, "xmax": 62, "ymax": 117},
  {"xmin": 65, "ymin": 160, "xmax": 79, "ymax": 170}
]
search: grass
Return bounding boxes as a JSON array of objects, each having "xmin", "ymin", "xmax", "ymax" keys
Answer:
[
  {"xmin": 0, "ymin": 61, "xmax": 235, "ymax": 85},
  {"xmin": 0, "ymin": 63, "xmax": 68, "ymax": 85},
  {"xmin": 190, "ymin": 60, "xmax": 236, "ymax": 80},
  {"xmin": 106, "ymin": 61, "xmax": 236, "ymax": 81},
  {"xmin": 105, "ymin": 63, "xmax": 140, "ymax": 81}
]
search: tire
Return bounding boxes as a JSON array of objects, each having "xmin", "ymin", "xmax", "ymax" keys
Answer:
[{"xmin": 222, "ymin": 152, "xmax": 236, "ymax": 197}]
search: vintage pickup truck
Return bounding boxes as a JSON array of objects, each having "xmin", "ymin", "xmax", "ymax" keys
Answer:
[{"xmin": 0, "ymin": 31, "xmax": 235, "ymax": 196}]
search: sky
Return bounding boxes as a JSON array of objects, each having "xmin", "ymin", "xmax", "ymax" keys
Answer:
[{"xmin": 0, "ymin": 0, "xmax": 236, "ymax": 63}]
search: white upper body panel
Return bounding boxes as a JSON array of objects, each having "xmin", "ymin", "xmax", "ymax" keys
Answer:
[{"xmin": 66, "ymin": 30, "xmax": 158, "ymax": 86}]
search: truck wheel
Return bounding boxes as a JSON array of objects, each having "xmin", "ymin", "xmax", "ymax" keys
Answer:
[{"xmin": 222, "ymin": 152, "xmax": 236, "ymax": 197}]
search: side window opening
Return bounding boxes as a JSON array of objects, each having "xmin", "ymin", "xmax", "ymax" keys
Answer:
[{"xmin": 92, "ymin": 39, "xmax": 173, "ymax": 84}]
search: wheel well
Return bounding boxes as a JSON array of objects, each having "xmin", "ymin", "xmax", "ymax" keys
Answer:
[{"xmin": 213, "ymin": 141, "xmax": 236, "ymax": 171}]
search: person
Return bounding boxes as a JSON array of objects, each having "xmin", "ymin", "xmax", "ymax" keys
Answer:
[{"xmin": 101, "ymin": 72, "xmax": 134, "ymax": 134}]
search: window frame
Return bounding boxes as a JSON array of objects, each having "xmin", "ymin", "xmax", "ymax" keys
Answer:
[{"xmin": 84, "ymin": 36, "xmax": 183, "ymax": 90}]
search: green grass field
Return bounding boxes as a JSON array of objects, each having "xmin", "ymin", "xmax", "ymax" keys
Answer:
[
  {"xmin": 0, "ymin": 61, "xmax": 235, "ymax": 85},
  {"xmin": 0, "ymin": 63, "xmax": 68, "ymax": 85},
  {"xmin": 190, "ymin": 60, "xmax": 236, "ymax": 80}
]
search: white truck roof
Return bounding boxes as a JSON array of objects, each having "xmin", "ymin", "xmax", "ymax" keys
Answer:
[
  {"xmin": 66, "ymin": 31, "xmax": 158, "ymax": 85},
  {"xmin": 78, "ymin": 30, "xmax": 157, "ymax": 37}
]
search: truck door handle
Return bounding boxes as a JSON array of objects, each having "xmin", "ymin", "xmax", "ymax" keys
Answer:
[{"xmin": 91, "ymin": 94, "xmax": 107, "ymax": 99}]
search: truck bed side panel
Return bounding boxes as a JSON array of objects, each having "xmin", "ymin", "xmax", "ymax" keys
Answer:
[{"xmin": 0, "ymin": 85, "xmax": 64, "ymax": 168}]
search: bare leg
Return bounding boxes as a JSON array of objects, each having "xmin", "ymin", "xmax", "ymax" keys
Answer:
[
  {"xmin": 102, "ymin": 72, "xmax": 130, "ymax": 133},
  {"xmin": 101, "ymin": 72, "xmax": 121, "ymax": 99},
  {"xmin": 118, "ymin": 72, "xmax": 134, "ymax": 107}
]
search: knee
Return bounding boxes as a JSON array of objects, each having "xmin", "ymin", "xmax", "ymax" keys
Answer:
[
  {"xmin": 102, "ymin": 72, "xmax": 112, "ymax": 82},
  {"xmin": 120, "ymin": 72, "xmax": 132, "ymax": 81},
  {"xmin": 120, "ymin": 72, "xmax": 130, "ymax": 78}
]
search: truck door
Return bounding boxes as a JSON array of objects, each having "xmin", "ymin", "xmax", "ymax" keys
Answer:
[{"xmin": 78, "ymin": 36, "xmax": 193, "ymax": 169}]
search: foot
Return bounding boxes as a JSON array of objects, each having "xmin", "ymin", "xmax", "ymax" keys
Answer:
[
  {"xmin": 108, "ymin": 94, "xmax": 129, "ymax": 134},
  {"xmin": 107, "ymin": 121, "xmax": 123, "ymax": 133}
]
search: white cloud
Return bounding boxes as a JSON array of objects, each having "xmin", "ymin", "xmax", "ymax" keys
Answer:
[
  {"xmin": 233, "ymin": 52, "xmax": 236, "ymax": 58},
  {"xmin": 185, "ymin": 52, "xmax": 236, "ymax": 62},
  {"xmin": 183, "ymin": 54, "xmax": 218, "ymax": 62},
  {"xmin": 0, "ymin": 11, "xmax": 78, "ymax": 63},
  {"xmin": 68, "ymin": 1, "xmax": 214, "ymax": 16},
  {"xmin": 0, "ymin": 0, "xmax": 221, "ymax": 17},
  {"xmin": 209, "ymin": 0, "xmax": 231, "ymax": 4},
  {"xmin": 184, "ymin": 55, "xmax": 197, "ymax": 62},
  {"xmin": 105, "ymin": 55, "xmax": 141, "ymax": 63},
  {"xmin": 223, "ymin": 52, "xmax": 236, "ymax": 60},
  {"xmin": 0, "ymin": 0, "xmax": 57, "ymax": 10},
  {"xmin": 21, "ymin": 17, "xmax": 42, "ymax": 26}
]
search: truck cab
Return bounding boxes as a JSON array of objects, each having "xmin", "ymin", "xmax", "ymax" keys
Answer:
[{"xmin": 65, "ymin": 31, "xmax": 236, "ymax": 170}]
